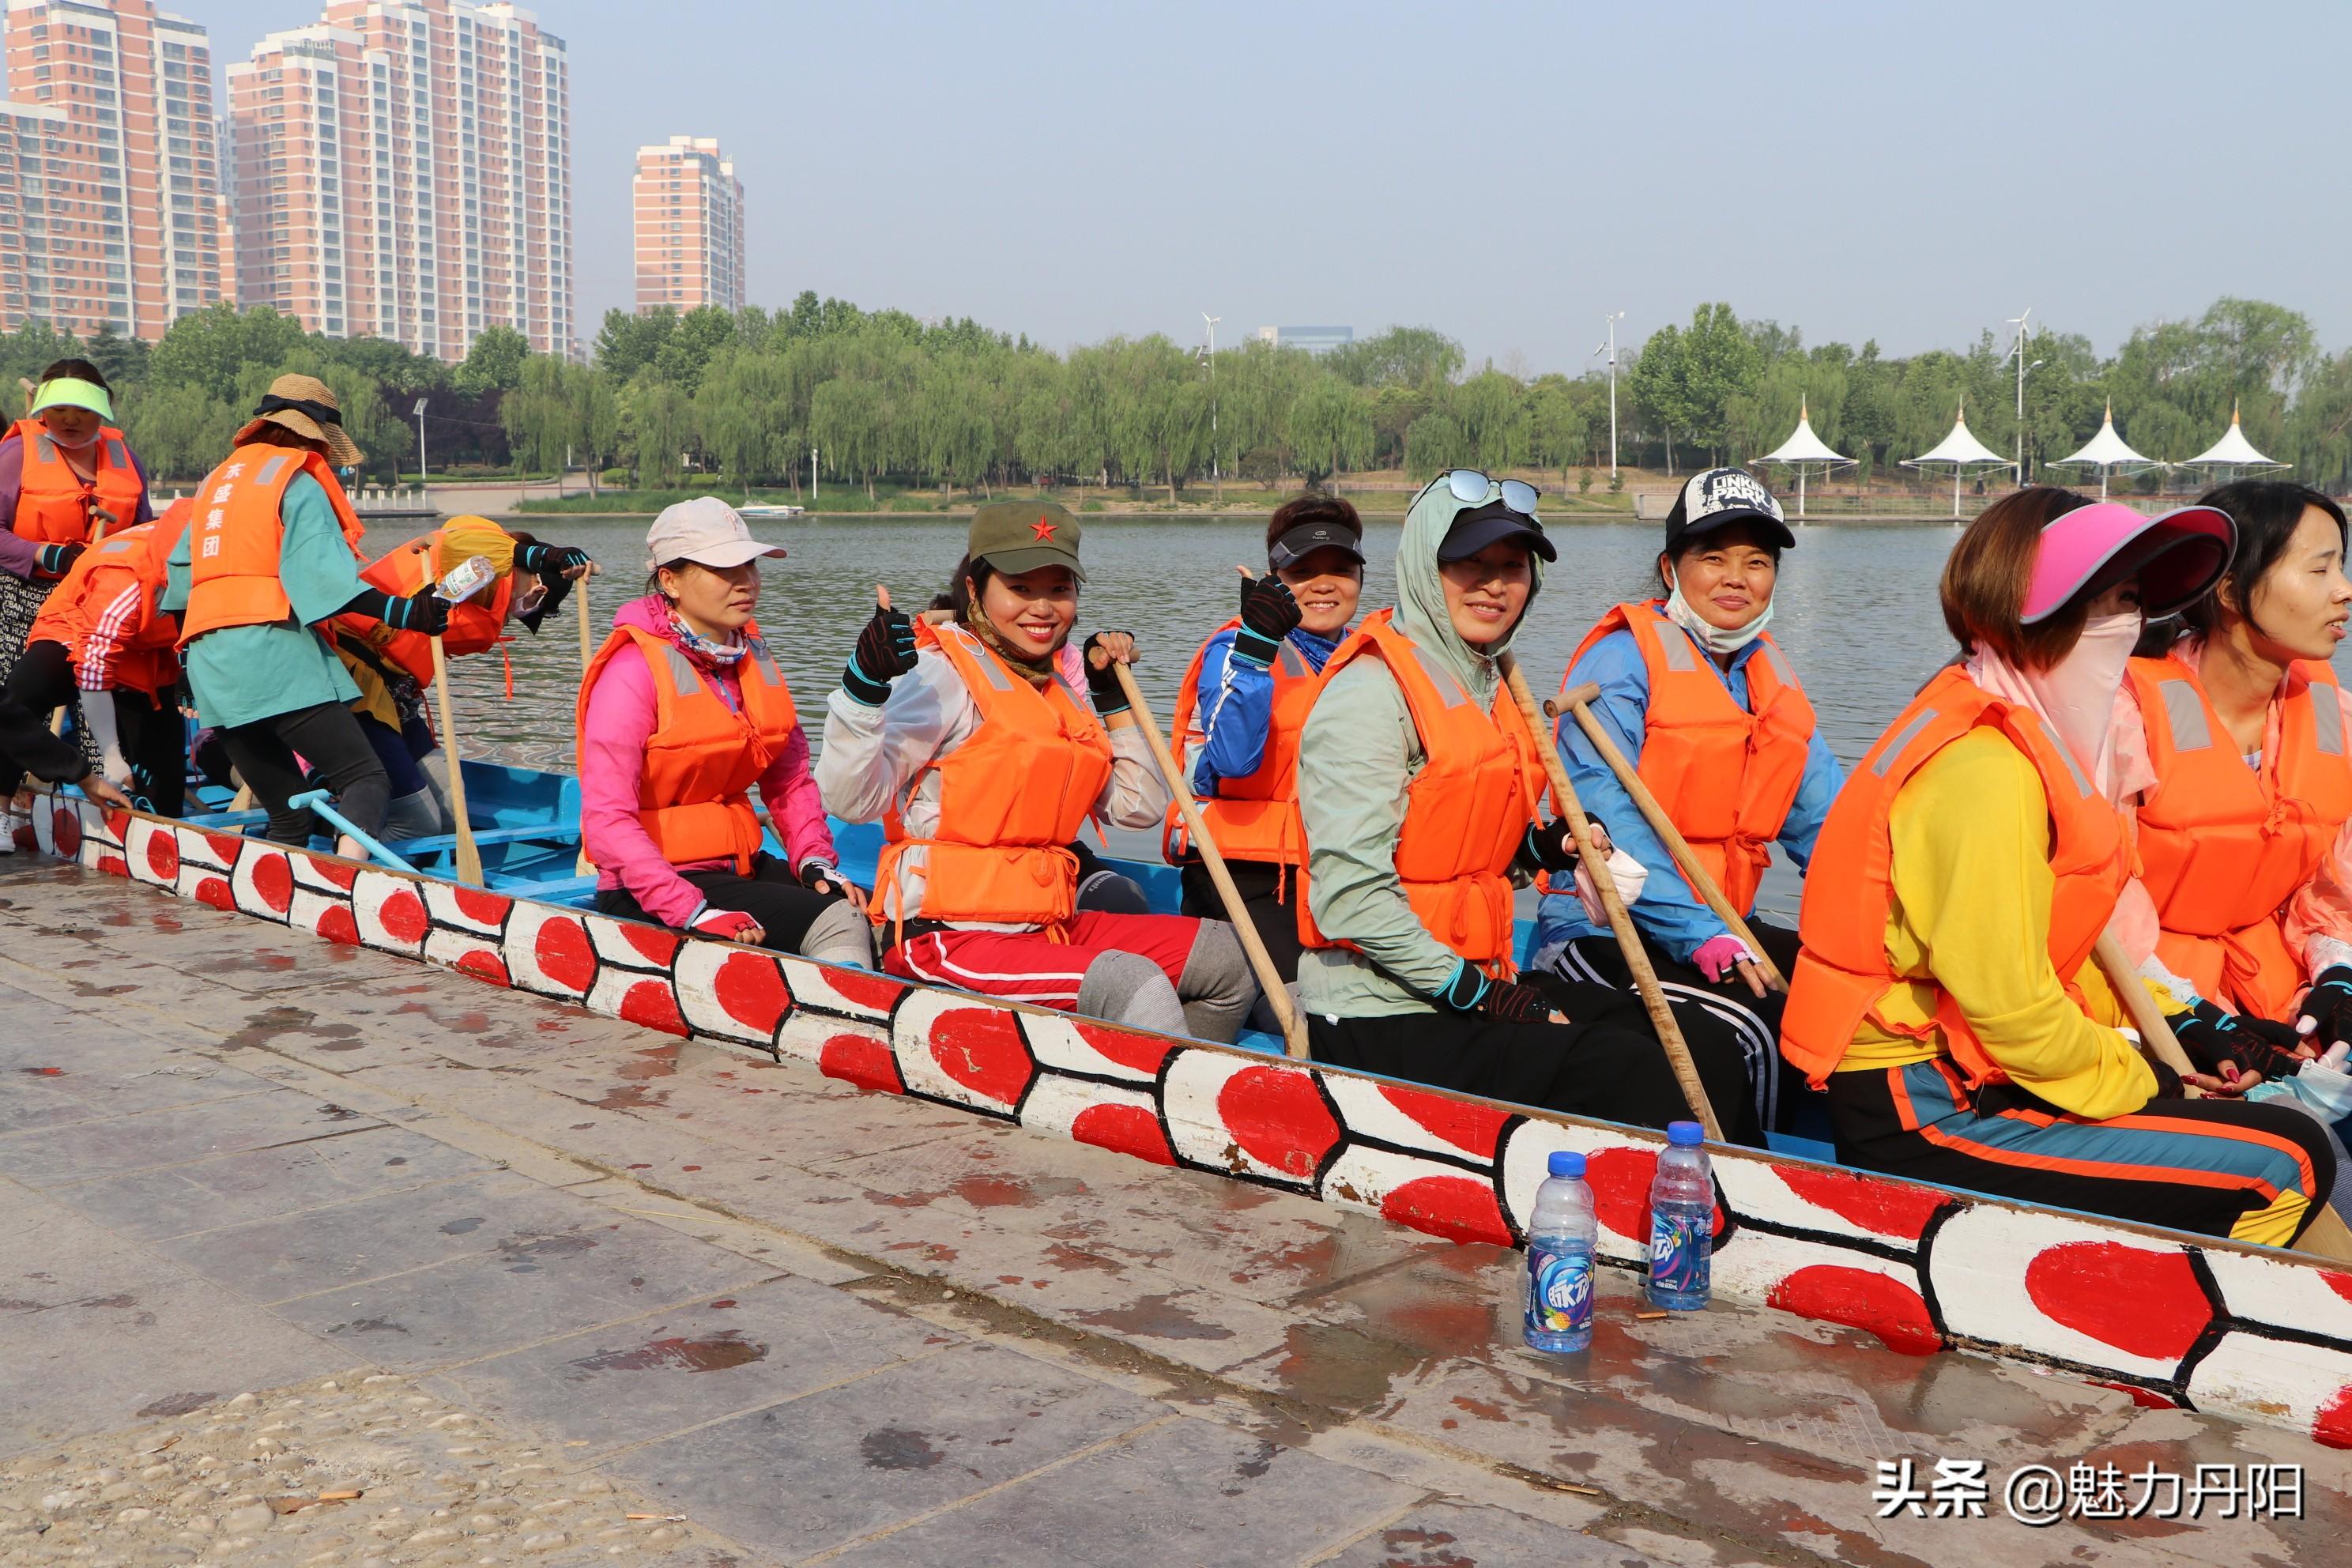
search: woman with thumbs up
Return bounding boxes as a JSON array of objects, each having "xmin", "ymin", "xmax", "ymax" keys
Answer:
[
  {"xmin": 576, "ymin": 498, "xmax": 871, "ymax": 966},
  {"xmin": 816, "ymin": 501, "xmax": 1259, "ymax": 1042}
]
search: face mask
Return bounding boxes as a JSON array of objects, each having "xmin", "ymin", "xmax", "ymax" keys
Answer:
[
  {"xmin": 1662, "ymin": 571, "xmax": 1773, "ymax": 656},
  {"xmin": 43, "ymin": 423, "xmax": 101, "ymax": 450},
  {"xmin": 2024, "ymin": 610, "xmax": 2140, "ymax": 778}
]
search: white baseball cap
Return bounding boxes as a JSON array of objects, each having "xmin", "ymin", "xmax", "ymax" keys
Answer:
[{"xmin": 646, "ymin": 496, "xmax": 787, "ymax": 571}]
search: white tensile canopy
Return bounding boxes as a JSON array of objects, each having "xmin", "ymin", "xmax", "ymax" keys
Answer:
[
  {"xmin": 1902, "ymin": 402, "xmax": 2016, "ymax": 517},
  {"xmin": 1757, "ymin": 397, "xmax": 1854, "ymax": 519},
  {"xmin": 2181, "ymin": 400, "xmax": 2288, "ymax": 475},
  {"xmin": 2050, "ymin": 400, "xmax": 2160, "ymax": 499}
]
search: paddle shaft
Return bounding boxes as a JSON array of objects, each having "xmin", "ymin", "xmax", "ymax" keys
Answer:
[
  {"xmin": 430, "ymin": 634, "xmax": 484, "ymax": 884},
  {"xmin": 1547, "ymin": 680, "xmax": 1786, "ymax": 993},
  {"xmin": 1502, "ymin": 656, "xmax": 1724, "ymax": 1141},
  {"xmin": 1109, "ymin": 660, "xmax": 1309, "ymax": 1061},
  {"xmin": 574, "ymin": 567, "xmax": 598, "ymax": 877}
]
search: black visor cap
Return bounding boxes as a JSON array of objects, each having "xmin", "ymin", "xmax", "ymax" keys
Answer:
[{"xmin": 1438, "ymin": 501, "xmax": 1556, "ymax": 564}]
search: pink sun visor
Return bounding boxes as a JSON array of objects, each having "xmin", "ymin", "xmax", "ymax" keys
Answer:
[{"xmin": 2020, "ymin": 501, "xmax": 2236, "ymax": 624}]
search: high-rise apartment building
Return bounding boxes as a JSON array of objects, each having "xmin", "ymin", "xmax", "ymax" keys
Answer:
[
  {"xmin": 633, "ymin": 135, "xmax": 742, "ymax": 315},
  {"xmin": 228, "ymin": 0, "xmax": 572, "ymax": 361},
  {"xmin": 0, "ymin": 0, "xmax": 227, "ymax": 339}
]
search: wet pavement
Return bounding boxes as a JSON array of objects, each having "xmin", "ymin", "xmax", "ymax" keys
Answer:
[{"xmin": 1, "ymin": 855, "xmax": 2346, "ymax": 1566}]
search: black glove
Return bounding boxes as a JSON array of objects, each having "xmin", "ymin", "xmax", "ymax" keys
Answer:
[
  {"xmin": 514, "ymin": 568, "xmax": 573, "ymax": 634},
  {"xmin": 796, "ymin": 860, "xmax": 842, "ymax": 895},
  {"xmin": 1084, "ymin": 632, "xmax": 1132, "ymax": 715},
  {"xmin": 2147, "ymin": 1057, "xmax": 2186, "ymax": 1099},
  {"xmin": 1479, "ymin": 979, "xmax": 1553, "ymax": 1023},
  {"xmin": 2297, "ymin": 964, "xmax": 2352, "ymax": 1046},
  {"xmin": 2170, "ymin": 997, "xmax": 2304, "ymax": 1080},
  {"xmin": 515, "ymin": 541, "xmax": 591, "ymax": 576},
  {"xmin": 1231, "ymin": 576, "xmax": 1301, "ymax": 668},
  {"xmin": 843, "ymin": 600, "xmax": 918, "ymax": 706},
  {"xmin": 37, "ymin": 542, "xmax": 83, "ymax": 577},
  {"xmin": 1515, "ymin": 817, "xmax": 1582, "ymax": 876}
]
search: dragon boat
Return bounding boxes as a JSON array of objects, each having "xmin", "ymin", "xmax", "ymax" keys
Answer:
[{"xmin": 19, "ymin": 762, "xmax": 2352, "ymax": 1452}]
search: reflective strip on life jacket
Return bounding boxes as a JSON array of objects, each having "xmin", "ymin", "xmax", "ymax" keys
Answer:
[
  {"xmin": 2127, "ymin": 653, "xmax": 2352, "ymax": 1020},
  {"xmin": 8, "ymin": 420, "xmax": 147, "ymax": 546},
  {"xmin": 575, "ymin": 620, "xmax": 800, "ymax": 876},
  {"xmin": 1781, "ymin": 665, "xmax": 2131, "ymax": 1089},
  {"xmin": 1295, "ymin": 609, "xmax": 1544, "ymax": 972},
  {"xmin": 179, "ymin": 445, "xmax": 368, "ymax": 643},
  {"xmin": 873, "ymin": 620, "xmax": 1113, "ymax": 929},
  {"xmin": 1562, "ymin": 601, "xmax": 1816, "ymax": 916},
  {"xmin": 1163, "ymin": 619, "xmax": 1325, "ymax": 867}
]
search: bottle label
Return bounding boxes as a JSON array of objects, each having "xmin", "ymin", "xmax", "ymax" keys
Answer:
[
  {"xmin": 1526, "ymin": 1245, "xmax": 1592, "ymax": 1335},
  {"xmin": 1649, "ymin": 1209, "xmax": 1711, "ymax": 1296}
]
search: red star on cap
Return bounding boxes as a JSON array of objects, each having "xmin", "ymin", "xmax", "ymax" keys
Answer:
[{"xmin": 1031, "ymin": 516, "xmax": 1057, "ymax": 540}]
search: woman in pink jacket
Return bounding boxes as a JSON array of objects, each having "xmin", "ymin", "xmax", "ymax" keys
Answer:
[{"xmin": 576, "ymin": 499, "xmax": 873, "ymax": 967}]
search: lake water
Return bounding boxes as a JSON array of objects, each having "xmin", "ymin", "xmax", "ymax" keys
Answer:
[{"xmin": 373, "ymin": 514, "xmax": 2061, "ymax": 918}]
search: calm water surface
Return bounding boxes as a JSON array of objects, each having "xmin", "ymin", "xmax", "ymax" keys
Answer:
[{"xmin": 386, "ymin": 514, "xmax": 2276, "ymax": 919}]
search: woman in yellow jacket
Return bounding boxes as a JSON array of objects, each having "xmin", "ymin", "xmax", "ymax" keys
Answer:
[{"xmin": 1782, "ymin": 487, "xmax": 2335, "ymax": 1247}]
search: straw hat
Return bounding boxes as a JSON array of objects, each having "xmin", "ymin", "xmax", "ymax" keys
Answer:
[{"xmin": 236, "ymin": 373, "xmax": 363, "ymax": 466}]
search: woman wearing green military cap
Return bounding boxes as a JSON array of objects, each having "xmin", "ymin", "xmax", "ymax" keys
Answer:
[{"xmin": 819, "ymin": 500, "xmax": 1261, "ymax": 1040}]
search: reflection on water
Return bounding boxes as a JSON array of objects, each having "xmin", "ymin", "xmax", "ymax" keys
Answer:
[{"xmin": 390, "ymin": 511, "xmax": 2321, "ymax": 921}]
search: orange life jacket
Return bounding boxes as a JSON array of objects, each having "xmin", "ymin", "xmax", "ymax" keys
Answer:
[
  {"xmin": 26, "ymin": 500, "xmax": 190, "ymax": 699},
  {"xmin": 2124, "ymin": 653, "xmax": 2352, "ymax": 1021},
  {"xmin": 1781, "ymin": 665, "xmax": 2132, "ymax": 1090},
  {"xmin": 179, "ymin": 444, "xmax": 368, "ymax": 644},
  {"xmin": 332, "ymin": 527, "xmax": 518, "ymax": 684},
  {"xmin": 1163, "ymin": 618, "xmax": 1327, "ymax": 867},
  {"xmin": 7, "ymin": 420, "xmax": 145, "ymax": 546},
  {"xmin": 873, "ymin": 620, "xmax": 1113, "ymax": 930},
  {"xmin": 575, "ymin": 620, "xmax": 801, "ymax": 876},
  {"xmin": 1566, "ymin": 600, "xmax": 1815, "ymax": 915},
  {"xmin": 1295, "ymin": 611, "xmax": 1547, "ymax": 973}
]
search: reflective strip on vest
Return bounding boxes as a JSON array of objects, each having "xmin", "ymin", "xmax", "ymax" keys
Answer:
[
  {"xmin": 256, "ymin": 454, "xmax": 291, "ymax": 486},
  {"xmin": 2158, "ymin": 679, "xmax": 2213, "ymax": 752},
  {"xmin": 1756, "ymin": 640, "xmax": 1795, "ymax": 684},
  {"xmin": 32, "ymin": 434, "xmax": 54, "ymax": 466},
  {"xmin": 104, "ymin": 438, "xmax": 126, "ymax": 469},
  {"xmin": 657, "ymin": 642, "xmax": 700, "ymax": 694},
  {"xmin": 1871, "ymin": 707, "xmax": 1940, "ymax": 777},
  {"xmin": 2316, "ymin": 687, "xmax": 2346, "ymax": 756},
  {"xmin": 945, "ymin": 627, "xmax": 1015, "ymax": 691},
  {"xmin": 1657, "ymin": 628, "xmax": 1697, "ymax": 672},
  {"xmin": 2040, "ymin": 718, "xmax": 2094, "ymax": 797},
  {"xmin": 1276, "ymin": 641, "xmax": 1309, "ymax": 679},
  {"xmin": 1408, "ymin": 644, "xmax": 1469, "ymax": 707}
]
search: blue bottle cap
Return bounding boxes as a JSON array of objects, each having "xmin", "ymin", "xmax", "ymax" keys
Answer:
[
  {"xmin": 1666, "ymin": 1121, "xmax": 1704, "ymax": 1147},
  {"xmin": 1547, "ymin": 1150, "xmax": 1585, "ymax": 1178}
]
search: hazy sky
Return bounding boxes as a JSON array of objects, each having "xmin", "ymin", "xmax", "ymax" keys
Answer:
[{"xmin": 191, "ymin": 0, "xmax": 2352, "ymax": 369}]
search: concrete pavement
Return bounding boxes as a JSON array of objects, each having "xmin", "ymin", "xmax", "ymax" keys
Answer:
[{"xmin": 0, "ymin": 855, "xmax": 2345, "ymax": 1566}]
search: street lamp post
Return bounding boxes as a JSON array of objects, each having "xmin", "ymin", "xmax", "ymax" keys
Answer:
[
  {"xmin": 1593, "ymin": 312, "xmax": 1625, "ymax": 482},
  {"xmin": 412, "ymin": 398, "xmax": 429, "ymax": 485},
  {"xmin": 1203, "ymin": 311, "xmax": 1221, "ymax": 504},
  {"xmin": 2005, "ymin": 309, "xmax": 2043, "ymax": 487}
]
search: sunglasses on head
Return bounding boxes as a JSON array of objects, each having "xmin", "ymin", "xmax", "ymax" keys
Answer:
[{"xmin": 1439, "ymin": 469, "xmax": 1541, "ymax": 517}]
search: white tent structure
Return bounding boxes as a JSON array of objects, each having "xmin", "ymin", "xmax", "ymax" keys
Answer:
[
  {"xmin": 2050, "ymin": 400, "xmax": 2160, "ymax": 500},
  {"xmin": 1902, "ymin": 402, "xmax": 2016, "ymax": 517},
  {"xmin": 1757, "ymin": 397, "xmax": 1854, "ymax": 519},
  {"xmin": 2180, "ymin": 400, "xmax": 2289, "ymax": 479}
]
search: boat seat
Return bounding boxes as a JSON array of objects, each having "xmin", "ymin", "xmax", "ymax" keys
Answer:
[
  {"xmin": 397, "ymin": 823, "xmax": 582, "ymax": 857},
  {"xmin": 1231, "ymin": 1028, "xmax": 1288, "ymax": 1057},
  {"xmin": 488, "ymin": 872, "xmax": 601, "ymax": 906}
]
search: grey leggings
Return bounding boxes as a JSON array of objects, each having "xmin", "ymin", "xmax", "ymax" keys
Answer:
[{"xmin": 1076, "ymin": 919, "xmax": 1257, "ymax": 1043}]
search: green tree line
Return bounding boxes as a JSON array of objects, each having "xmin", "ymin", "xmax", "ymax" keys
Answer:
[{"xmin": 10, "ymin": 290, "xmax": 2352, "ymax": 494}]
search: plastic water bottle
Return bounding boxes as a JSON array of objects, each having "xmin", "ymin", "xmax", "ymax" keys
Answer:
[
  {"xmin": 1647, "ymin": 1121, "xmax": 1714, "ymax": 1310},
  {"xmin": 1522, "ymin": 1150, "xmax": 1596, "ymax": 1354},
  {"xmin": 435, "ymin": 554, "xmax": 497, "ymax": 604}
]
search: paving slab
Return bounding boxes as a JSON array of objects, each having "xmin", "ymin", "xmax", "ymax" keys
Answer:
[
  {"xmin": 606, "ymin": 1343, "xmax": 1170, "ymax": 1560},
  {"xmin": 0, "ymin": 1087, "xmax": 383, "ymax": 1187},
  {"xmin": 1316, "ymin": 1500, "xmax": 1628, "ymax": 1567}
]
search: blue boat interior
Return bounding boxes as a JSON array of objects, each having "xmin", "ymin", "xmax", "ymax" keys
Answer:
[{"xmin": 172, "ymin": 760, "xmax": 1840, "ymax": 1162}]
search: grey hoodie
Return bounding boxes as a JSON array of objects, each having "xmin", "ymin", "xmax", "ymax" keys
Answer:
[{"xmin": 1295, "ymin": 480, "xmax": 1544, "ymax": 1018}]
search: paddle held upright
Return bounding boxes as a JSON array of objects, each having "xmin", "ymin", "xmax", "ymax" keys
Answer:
[{"xmin": 430, "ymin": 634, "xmax": 484, "ymax": 884}]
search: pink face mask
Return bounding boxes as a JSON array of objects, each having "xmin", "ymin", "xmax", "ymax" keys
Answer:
[{"xmin": 1966, "ymin": 611, "xmax": 2143, "ymax": 797}]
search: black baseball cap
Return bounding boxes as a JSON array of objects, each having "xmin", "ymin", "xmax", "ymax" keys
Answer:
[
  {"xmin": 1438, "ymin": 499, "xmax": 1557, "ymax": 564},
  {"xmin": 1664, "ymin": 468, "xmax": 1796, "ymax": 552},
  {"xmin": 1268, "ymin": 519, "xmax": 1366, "ymax": 573}
]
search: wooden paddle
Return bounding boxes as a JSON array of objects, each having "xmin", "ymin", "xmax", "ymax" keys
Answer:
[
  {"xmin": 429, "ymin": 633, "xmax": 483, "ymax": 885},
  {"xmin": 2094, "ymin": 933, "xmax": 2352, "ymax": 1263},
  {"xmin": 1502, "ymin": 654, "xmax": 1724, "ymax": 1141},
  {"xmin": 574, "ymin": 564, "xmax": 599, "ymax": 878},
  {"xmin": 1544, "ymin": 680, "xmax": 1785, "ymax": 993},
  {"xmin": 1108, "ymin": 658, "xmax": 1310, "ymax": 1061}
]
